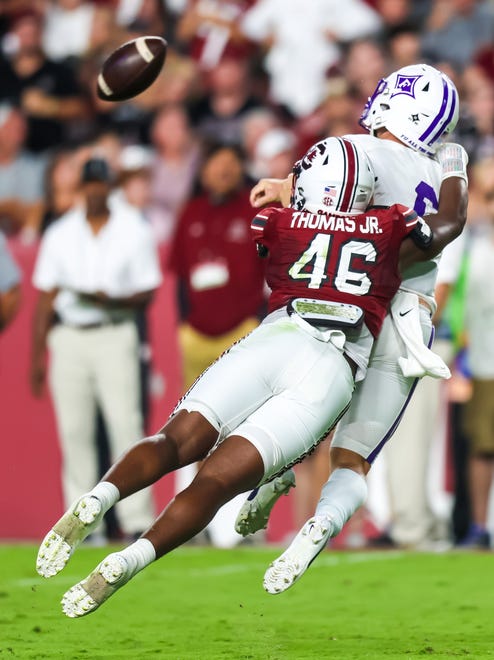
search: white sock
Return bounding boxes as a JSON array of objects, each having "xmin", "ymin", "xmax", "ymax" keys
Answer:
[
  {"xmin": 315, "ymin": 468, "xmax": 368, "ymax": 537},
  {"xmin": 119, "ymin": 538, "xmax": 156, "ymax": 577},
  {"xmin": 87, "ymin": 481, "xmax": 120, "ymax": 514}
]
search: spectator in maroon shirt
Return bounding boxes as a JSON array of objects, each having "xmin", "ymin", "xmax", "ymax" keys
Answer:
[{"xmin": 168, "ymin": 141, "xmax": 266, "ymax": 391}]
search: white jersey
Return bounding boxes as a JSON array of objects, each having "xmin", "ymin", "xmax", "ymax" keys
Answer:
[{"xmin": 346, "ymin": 134, "xmax": 442, "ymax": 299}]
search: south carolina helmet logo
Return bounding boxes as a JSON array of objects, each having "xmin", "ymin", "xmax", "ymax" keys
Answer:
[{"xmin": 391, "ymin": 74, "xmax": 422, "ymax": 99}]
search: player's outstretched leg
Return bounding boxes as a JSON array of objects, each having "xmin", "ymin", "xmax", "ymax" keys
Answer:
[
  {"xmin": 36, "ymin": 483, "xmax": 119, "ymax": 578},
  {"xmin": 263, "ymin": 514, "xmax": 333, "ymax": 594},
  {"xmin": 62, "ymin": 538, "xmax": 156, "ymax": 618},
  {"xmin": 234, "ymin": 469, "xmax": 296, "ymax": 536}
]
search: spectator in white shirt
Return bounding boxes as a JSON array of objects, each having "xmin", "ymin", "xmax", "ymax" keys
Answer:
[
  {"xmin": 240, "ymin": 0, "xmax": 381, "ymax": 117},
  {"xmin": 31, "ymin": 156, "xmax": 162, "ymax": 541},
  {"xmin": 42, "ymin": 0, "xmax": 113, "ymax": 63}
]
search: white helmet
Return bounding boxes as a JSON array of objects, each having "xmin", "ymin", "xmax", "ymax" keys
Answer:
[
  {"xmin": 359, "ymin": 63, "xmax": 459, "ymax": 156},
  {"xmin": 291, "ymin": 137, "xmax": 374, "ymax": 216}
]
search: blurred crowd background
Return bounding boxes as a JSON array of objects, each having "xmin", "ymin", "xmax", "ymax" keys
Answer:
[{"xmin": 2, "ymin": 0, "xmax": 494, "ymax": 552}]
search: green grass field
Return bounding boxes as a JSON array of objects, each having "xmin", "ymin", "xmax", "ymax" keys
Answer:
[{"xmin": 1, "ymin": 544, "xmax": 493, "ymax": 659}]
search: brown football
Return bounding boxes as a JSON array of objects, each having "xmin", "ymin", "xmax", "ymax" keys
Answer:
[{"xmin": 97, "ymin": 36, "xmax": 167, "ymax": 102}]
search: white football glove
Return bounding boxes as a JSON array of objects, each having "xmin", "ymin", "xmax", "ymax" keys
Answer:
[{"xmin": 436, "ymin": 142, "xmax": 469, "ymax": 183}]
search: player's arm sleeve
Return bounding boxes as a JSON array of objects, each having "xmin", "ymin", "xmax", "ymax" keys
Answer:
[
  {"xmin": 397, "ymin": 206, "xmax": 435, "ymax": 271},
  {"xmin": 399, "ymin": 206, "xmax": 434, "ymax": 249},
  {"xmin": 422, "ymin": 175, "xmax": 468, "ymax": 257},
  {"xmin": 251, "ymin": 209, "xmax": 273, "ymax": 257},
  {"xmin": 409, "ymin": 214, "xmax": 434, "ymax": 250}
]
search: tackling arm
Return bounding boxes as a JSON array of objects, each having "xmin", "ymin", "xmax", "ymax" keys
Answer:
[
  {"xmin": 249, "ymin": 174, "xmax": 293, "ymax": 208},
  {"xmin": 424, "ymin": 176, "xmax": 468, "ymax": 256}
]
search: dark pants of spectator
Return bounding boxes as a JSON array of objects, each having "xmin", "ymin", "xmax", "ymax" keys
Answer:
[{"xmin": 451, "ymin": 402, "xmax": 472, "ymax": 543}]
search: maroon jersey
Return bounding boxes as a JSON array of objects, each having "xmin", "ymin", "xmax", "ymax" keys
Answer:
[
  {"xmin": 168, "ymin": 189, "xmax": 266, "ymax": 336},
  {"xmin": 251, "ymin": 204, "xmax": 420, "ymax": 337}
]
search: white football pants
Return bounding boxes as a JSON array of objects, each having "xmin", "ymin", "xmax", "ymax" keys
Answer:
[
  {"xmin": 176, "ymin": 313, "xmax": 360, "ymax": 484},
  {"xmin": 331, "ymin": 300, "xmax": 434, "ymax": 461}
]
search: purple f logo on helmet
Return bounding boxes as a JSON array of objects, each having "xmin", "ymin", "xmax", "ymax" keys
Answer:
[{"xmin": 392, "ymin": 75, "xmax": 421, "ymax": 98}]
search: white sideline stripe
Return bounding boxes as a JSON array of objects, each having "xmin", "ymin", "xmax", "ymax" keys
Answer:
[{"xmin": 135, "ymin": 37, "xmax": 154, "ymax": 63}]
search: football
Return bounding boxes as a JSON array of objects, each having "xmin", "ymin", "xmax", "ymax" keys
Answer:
[{"xmin": 97, "ymin": 36, "xmax": 167, "ymax": 102}]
